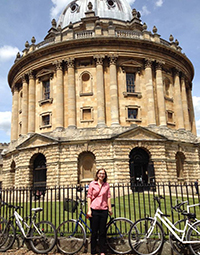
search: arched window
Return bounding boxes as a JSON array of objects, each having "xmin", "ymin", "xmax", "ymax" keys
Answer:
[
  {"xmin": 33, "ymin": 153, "xmax": 47, "ymax": 196},
  {"xmin": 79, "ymin": 72, "xmax": 93, "ymax": 96},
  {"xmin": 176, "ymin": 152, "xmax": 185, "ymax": 180},
  {"xmin": 129, "ymin": 147, "xmax": 155, "ymax": 191},
  {"xmin": 163, "ymin": 77, "xmax": 171, "ymax": 98},
  {"xmin": 10, "ymin": 161, "xmax": 16, "ymax": 186},
  {"xmin": 78, "ymin": 152, "xmax": 96, "ymax": 184}
]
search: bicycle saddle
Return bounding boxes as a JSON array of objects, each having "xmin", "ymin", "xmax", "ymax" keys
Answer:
[{"xmin": 32, "ymin": 207, "xmax": 43, "ymax": 212}]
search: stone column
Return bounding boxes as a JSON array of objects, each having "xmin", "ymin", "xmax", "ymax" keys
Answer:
[
  {"xmin": 67, "ymin": 58, "xmax": 76, "ymax": 128},
  {"xmin": 188, "ymin": 86, "xmax": 196, "ymax": 135},
  {"xmin": 11, "ymin": 86, "xmax": 19, "ymax": 141},
  {"xmin": 109, "ymin": 55, "xmax": 119, "ymax": 126},
  {"xmin": 55, "ymin": 61, "xmax": 64, "ymax": 129},
  {"xmin": 21, "ymin": 75, "xmax": 28, "ymax": 135},
  {"xmin": 135, "ymin": 70, "xmax": 141, "ymax": 93},
  {"xmin": 95, "ymin": 55, "xmax": 106, "ymax": 127},
  {"xmin": 181, "ymin": 76, "xmax": 190, "ymax": 131},
  {"xmin": 145, "ymin": 59, "xmax": 156, "ymax": 126},
  {"xmin": 155, "ymin": 62, "xmax": 166, "ymax": 126},
  {"xmin": 174, "ymin": 70, "xmax": 184, "ymax": 129},
  {"xmin": 28, "ymin": 71, "xmax": 35, "ymax": 133}
]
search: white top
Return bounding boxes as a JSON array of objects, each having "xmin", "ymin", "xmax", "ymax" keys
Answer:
[{"xmin": 57, "ymin": 0, "xmax": 133, "ymax": 28}]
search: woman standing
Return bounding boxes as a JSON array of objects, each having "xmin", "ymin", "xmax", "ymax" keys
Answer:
[{"xmin": 87, "ymin": 168, "xmax": 112, "ymax": 255}]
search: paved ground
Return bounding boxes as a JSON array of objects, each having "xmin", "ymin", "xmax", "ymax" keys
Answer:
[{"xmin": 0, "ymin": 243, "xmax": 174, "ymax": 255}]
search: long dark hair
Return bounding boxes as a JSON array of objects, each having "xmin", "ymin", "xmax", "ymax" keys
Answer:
[{"xmin": 95, "ymin": 168, "xmax": 107, "ymax": 183}]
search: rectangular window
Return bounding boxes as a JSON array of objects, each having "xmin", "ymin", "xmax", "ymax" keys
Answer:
[
  {"xmin": 128, "ymin": 108, "xmax": 138, "ymax": 119},
  {"xmin": 42, "ymin": 80, "xmax": 50, "ymax": 100},
  {"xmin": 42, "ymin": 115, "xmax": 50, "ymax": 126},
  {"xmin": 126, "ymin": 73, "xmax": 135, "ymax": 93},
  {"xmin": 83, "ymin": 109, "xmax": 91, "ymax": 120}
]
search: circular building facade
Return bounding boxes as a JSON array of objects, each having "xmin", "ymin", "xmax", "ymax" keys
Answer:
[{"xmin": 2, "ymin": 0, "xmax": 199, "ymax": 189}]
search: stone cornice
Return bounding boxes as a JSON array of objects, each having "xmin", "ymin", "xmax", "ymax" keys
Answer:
[{"xmin": 8, "ymin": 37, "xmax": 194, "ymax": 87}]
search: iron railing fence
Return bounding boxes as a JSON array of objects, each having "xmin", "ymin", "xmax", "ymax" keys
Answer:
[{"xmin": 0, "ymin": 182, "xmax": 200, "ymax": 233}]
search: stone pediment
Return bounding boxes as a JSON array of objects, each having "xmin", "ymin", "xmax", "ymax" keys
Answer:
[
  {"xmin": 114, "ymin": 127, "xmax": 167, "ymax": 141},
  {"xmin": 36, "ymin": 69, "xmax": 54, "ymax": 81},
  {"xmin": 16, "ymin": 133, "xmax": 58, "ymax": 150},
  {"xmin": 120, "ymin": 60, "xmax": 142, "ymax": 68}
]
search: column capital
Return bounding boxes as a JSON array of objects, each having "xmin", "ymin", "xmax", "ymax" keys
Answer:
[
  {"xmin": 145, "ymin": 58, "xmax": 154, "ymax": 68},
  {"xmin": 173, "ymin": 68, "xmax": 181, "ymax": 77},
  {"xmin": 94, "ymin": 54, "xmax": 105, "ymax": 66},
  {"xmin": 53, "ymin": 60, "xmax": 63, "ymax": 70},
  {"xmin": 27, "ymin": 70, "xmax": 34, "ymax": 79},
  {"xmin": 67, "ymin": 58, "xmax": 75, "ymax": 68},
  {"xmin": 155, "ymin": 61, "xmax": 165, "ymax": 70},
  {"xmin": 21, "ymin": 74, "xmax": 27, "ymax": 83},
  {"xmin": 109, "ymin": 54, "xmax": 118, "ymax": 65}
]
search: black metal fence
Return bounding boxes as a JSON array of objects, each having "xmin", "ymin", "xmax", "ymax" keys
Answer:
[{"xmin": 0, "ymin": 182, "xmax": 200, "ymax": 231}]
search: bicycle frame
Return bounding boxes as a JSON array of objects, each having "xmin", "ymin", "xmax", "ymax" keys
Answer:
[
  {"xmin": 150, "ymin": 207, "xmax": 200, "ymax": 244},
  {"xmin": 13, "ymin": 209, "xmax": 43, "ymax": 240},
  {"xmin": 77, "ymin": 209, "xmax": 92, "ymax": 232}
]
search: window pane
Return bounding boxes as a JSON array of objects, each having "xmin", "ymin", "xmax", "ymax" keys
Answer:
[
  {"xmin": 128, "ymin": 108, "xmax": 138, "ymax": 119},
  {"xmin": 43, "ymin": 80, "xmax": 50, "ymax": 99},
  {"xmin": 126, "ymin": 73, "xmax": 135, "ymax": 92},
  {"xmin": 42, "ymin": 115, "xmax": 50, "ymax": 126}
]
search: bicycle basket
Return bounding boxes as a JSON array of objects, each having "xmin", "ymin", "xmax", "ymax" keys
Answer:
[{"xmin": 64, "ymin": 198, "xmax": 78, "ymax": 213}]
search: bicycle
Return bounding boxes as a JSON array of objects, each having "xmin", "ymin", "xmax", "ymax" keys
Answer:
[
  {"xmin": 128, "ymin": 195, "xmax": 200, "ymax": 255},
  {"xmin": 56, "ymin": 196, "xmax": 133, "ymax": 254},
  {"xmin": 0, "ymin": 201, "xmax": 57, "ymax": 254},
  {"xmin": 169, "ymin": 200, "xmax": 200, "ymax": 255}
]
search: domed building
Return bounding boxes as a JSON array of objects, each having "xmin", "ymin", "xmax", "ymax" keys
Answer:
[{"xmin": 2, "ymin": 0, "xmax": 199, "ymax": 190}]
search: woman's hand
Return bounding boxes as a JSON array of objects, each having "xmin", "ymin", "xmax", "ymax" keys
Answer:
[
  {"xmin": 87, "ymin": 208, "xmax": 92, "ymax": 218},
  {"xmin": 109, "ymin": 209, "xmax": 113, "ymax": 215}
]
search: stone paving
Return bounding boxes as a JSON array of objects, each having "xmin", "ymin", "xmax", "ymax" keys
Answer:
[{"xmin": 0, "ymin": 240, "xmax": 179, "ymax": 255}]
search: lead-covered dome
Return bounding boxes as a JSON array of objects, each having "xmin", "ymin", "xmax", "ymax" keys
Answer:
[{"xmin": 57, "ymin": 0, "xmax": 133, "ymax": 28}]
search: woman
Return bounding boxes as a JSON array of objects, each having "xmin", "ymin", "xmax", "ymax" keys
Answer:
[{"xmin": 87, "ymin": 168, "xmax": 112, "ymax": 255}]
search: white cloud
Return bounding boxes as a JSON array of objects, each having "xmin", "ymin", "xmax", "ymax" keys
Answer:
[
  {"xmin": 50, "ymin": 0, "xmax": 71, "ymax": 19},
  {"xmin": 0, "ymin": 46, "xmax": 19, "ymax": 62},
  {"xmin": 155, "ymin": 0, "xmax": 164, "ymax": 7},
  {"xmin": 0, "ymin": 112, "xmax": 11, "ymax": 136},
  {"xmin": 126, "ymin": 0, "xmax": 136, "ymax": 5},
  {"xmin": 193, "ymin": 96, "xmax": 200, "ymax": 136},
  {"xmin": 140, "ymin": 5, "xmax": 151, "ymax": 16}
]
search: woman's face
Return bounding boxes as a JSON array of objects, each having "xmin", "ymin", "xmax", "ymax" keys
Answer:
[{"xmin": 97, "ymin": 170, "xmax": 105, "ymax": 181}]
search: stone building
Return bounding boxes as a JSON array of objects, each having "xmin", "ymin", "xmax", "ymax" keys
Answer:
[
  {"xmin": 2, "ymin": 0, "xmax": 199, "ymax": 189},
  {"xmin": 0, "ymin": 143, "xmax": 8, "ymax": 188}
]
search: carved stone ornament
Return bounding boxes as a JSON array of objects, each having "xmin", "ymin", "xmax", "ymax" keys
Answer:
[
  {"xmin": 67, "ymin": 58, "xmax": 75, "ymax": 68},
  {"xmin": 145, "ymin": 59, "xmax": 153, "ymax": 68},
  {"xmin": 28, "ymin": 70, "xmax": 34, "ymax": 79},
  {"xmin": 109, "ymin": 55, "xmax": 118, "ymax": 65},
  {"xmin": 94, "ymin": 55, "xmax": 105, "ymax": 65}
]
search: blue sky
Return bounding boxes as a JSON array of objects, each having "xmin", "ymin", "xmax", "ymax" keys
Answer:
[{"xmin": 0, "ymin": 0, "xmax": 200, "ymax": 143}]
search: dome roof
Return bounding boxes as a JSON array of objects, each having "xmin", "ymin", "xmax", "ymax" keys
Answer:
[{"xmin": 57, "ymin": 0, "xmax": 133, "ymax": 28}]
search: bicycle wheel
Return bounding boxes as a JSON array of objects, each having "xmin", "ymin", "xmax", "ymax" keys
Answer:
[
  {"xmin": 129, "ymin": 217, "xmax": 164, "ymax": 255},
  {"xmin": 0, "ymin": 218, "xmax": 16, "ymax": 252},
  {"xmin": 29, "ymin": 220, "xmax": 57, "ymax": 254},
  {"xmin": 169, "ymin": 219, "xmax": 189, "ymax": 255},
  {"xmin": 106, "ymin": 217, "xmax": 133, "ymax": 254},
  {"xmin": 57, "ymin": 219, "xmax": 86, "ymax": 254},
  {"xmin": 187, "ymin": 221, "xmax": 200, "ymax": 255}
]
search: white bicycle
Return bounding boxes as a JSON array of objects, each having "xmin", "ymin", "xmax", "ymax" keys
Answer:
[
  {"xmin": 0, "ymin": 201, "xmax": 57, "ymax": 254},
  {"xmin": 128, "ymin": 196, "xmax": 200, "ymax": 255}
]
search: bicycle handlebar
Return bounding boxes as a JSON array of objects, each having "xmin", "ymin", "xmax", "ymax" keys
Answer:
[
  {"xmin": 172, "ymin": 200, "xmax": 188, "ymax": 213},
  {"xmin": 1, "ymin": 201, "xmax": 23, "ymax": 211}
]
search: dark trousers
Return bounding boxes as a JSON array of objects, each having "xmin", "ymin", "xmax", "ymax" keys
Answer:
[{"xmin": 91, "ymin": 209, "xmax": 108, "ymax": 254}]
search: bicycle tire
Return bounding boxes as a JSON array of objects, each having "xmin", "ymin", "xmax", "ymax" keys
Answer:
[
  {"xmin": 29, "ymin": 220, "xmax": 57, "ymax": 254},
  {"xmin": 57, "ymin": 219, "xmax": 86, "ymax": 254},
  {"xmin": 169, "ymin": 219, "xmax": 189, "ymax": 255},
  {"xmin": 106, "ymin": 217, "xmax": 133, "ymax": 254},
  {"xmin": 0, "ymin": 218, "xmax": 16, "ymax": 252},
  {"xmin": 186, "ymin": 220, "xmax": 200, "ymax": 255},
  {"xmin": 128, "ymin": 217, "xmax": 164, "ymax": 255}
]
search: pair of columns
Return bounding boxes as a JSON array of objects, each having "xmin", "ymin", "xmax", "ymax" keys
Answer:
[
  {"xmin": 54, "ymin": 56, "xmax": 120, "ymax": 130},
  {"xmin": 145, "ymin": 59, "xmax": 193, "ymax": 132},
  {"xmin": 11, "ymin": 72, "xmax": 35, "ymax": 141}
]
